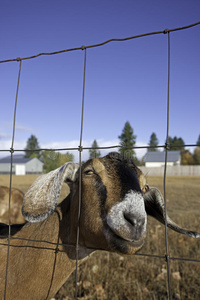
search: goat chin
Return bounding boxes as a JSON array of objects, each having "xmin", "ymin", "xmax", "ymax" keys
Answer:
[{"xmin": 105, "ymin": 226, "xmax": 146, "ymax": 256}]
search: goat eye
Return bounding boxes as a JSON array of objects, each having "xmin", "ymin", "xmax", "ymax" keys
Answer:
[
  {"xmin": 84, "ymin": 170, "xmax": 94, "ymax": 175},
  {"xmin": 143, "ymin": 184, "xmax": 149, "ymax": 193}
]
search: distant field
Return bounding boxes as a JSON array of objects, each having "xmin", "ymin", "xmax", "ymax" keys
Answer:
[
  {"xmin": 0, "ymin": 174, "xmax": 39, "ymax": 193},
  {"xmin": 0, "ymin": 174, "xmax": 69, "ymax": 202},
  {"xmin": 0, "ymin": 175, "xmax": 200, "ymax": 299}
]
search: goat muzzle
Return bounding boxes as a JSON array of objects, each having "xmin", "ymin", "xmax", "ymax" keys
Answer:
[{"xmin": 106, "ymin": 190, "xmax": 147, "ymax": 244}]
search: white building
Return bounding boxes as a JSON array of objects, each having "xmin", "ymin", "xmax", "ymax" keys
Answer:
[
  {"xmin": 143, "ymin": 151, "xmax": 181, "ymax": 168},
  {"xmin": 0, "ymin": 154, "xmax": 43, "ymax": 175}
]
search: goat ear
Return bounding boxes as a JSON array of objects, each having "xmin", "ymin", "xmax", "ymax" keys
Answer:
[
  {"xmin": 22, "ymin": 162, "xmax": 79, "ymax": 223},
  {"xmin": 144, "ymin": 187, "xmax": 200, "ymax": 238}
]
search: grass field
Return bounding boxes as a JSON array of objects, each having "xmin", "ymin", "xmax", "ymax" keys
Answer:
[{"xmin": 0, "ymin": 175, "xmax": 199, "ymax": 299}]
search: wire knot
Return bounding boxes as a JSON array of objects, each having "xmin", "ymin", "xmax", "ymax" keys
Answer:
[
  {"xmin": 78, "ymin": 146, "xmax": 83, "ymax": 152},
  {"xmin": 165, "ymin": 142, "xmax": 170, "ymax": 151},
  {"xmin": 81, "ymin": 45, "xmax": 86, "ymax": 50},
  {"xmin": 16, "ymin": 57, "xmax": 21, "ymax": 61},
  {"xmin": 10, "ymin": 148, "xmax": 14, "ymax": 154},
  {"xmin": 163, "ymin": 28, "xmax": 169, "ymax": 34},
  {"xmin": 54, "ymin": 247, "xmax": 59, "ymax": 254},
  {"xmin": 165, "ymin": 254, "xmax": 170, "ymax": 262}
]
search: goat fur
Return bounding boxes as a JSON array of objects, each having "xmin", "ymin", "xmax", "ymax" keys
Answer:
[{"xmin": 0, "ymin": 153, "xmax": 199, "ymax": 299}]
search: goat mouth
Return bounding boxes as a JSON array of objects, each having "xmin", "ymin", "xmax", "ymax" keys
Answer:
[
  {"xmin": 106, "ymin": 219, "xmax": 146, "ymax": 247},
  {"xmin": 105, "ymin": 227, "xmax": 145, "ymax": 254},
  {"xmin": 113, "ymin": 230, "xmax": 145, "ymax": 247}
]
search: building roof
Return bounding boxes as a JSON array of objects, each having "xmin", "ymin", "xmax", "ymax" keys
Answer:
[
  {"xmin": 143, "ymin": 151, "xmax": 180, "ymax": 163},
  {"xmin": 0, "ymin": 154, "xmax": 36, "ymax": 164}
]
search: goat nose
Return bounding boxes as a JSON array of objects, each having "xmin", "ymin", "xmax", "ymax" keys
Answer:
[
  {"xmin": 124, "ymin": 212, "xmax": 137, "ymax": 226},
  {"xmin": 123, "ymin": 212, "xmax": 146, "ymax": 241},
  {"xmin": 123, "ymin": 212, "xmax": 145, "ymax": 228}
]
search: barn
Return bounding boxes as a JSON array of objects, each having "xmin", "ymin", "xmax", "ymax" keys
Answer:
[
  {"xmin": 143, "ymin": 151, "xmax": 181, "ymax": 168},
  {"xmin": 0, "ymin": 154, "xmax": 43, "ymax": 175}
]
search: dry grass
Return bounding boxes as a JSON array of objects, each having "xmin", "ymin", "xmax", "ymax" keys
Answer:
[
  {"xmin": 0, "ymin": 174, "xmax": 69, "ymax": 202},
  {"xmin": 0, "ymin": 175, "xmax": 39, "ymax": 194},
  {"xmin": 56, "ymin": 176, "xmax": 200, "ymax": 300},
  {"xmin": 0, "ymin": 175, "xmax": 199, "ymax": 299}
]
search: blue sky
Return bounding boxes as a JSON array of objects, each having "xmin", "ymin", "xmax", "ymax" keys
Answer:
[{"xmin": 0, "ymin": 0, "xmax": 200, "ymax": 161}]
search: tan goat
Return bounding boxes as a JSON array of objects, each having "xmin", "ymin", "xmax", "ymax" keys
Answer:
[
  {"xmin": 0, "ymin": 186, "xmax": 25, "ymax": 224},
  {"xmin": 0, "ymin": 152, "xmax": 199, "ymax": 300}
]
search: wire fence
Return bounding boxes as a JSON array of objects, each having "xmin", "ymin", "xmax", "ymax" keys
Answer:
[{"xmin": 0, "ymin": 21, "xmax": 200, "ymax": 300}]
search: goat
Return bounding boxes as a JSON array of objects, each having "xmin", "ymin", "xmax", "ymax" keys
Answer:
[
  {"xmin": 0, "ymin": 186, "xmax": 25, "ymax": 224},
  {"xmin": 0, "ymin": 152, "xmax": 199, "ymax": 299}
]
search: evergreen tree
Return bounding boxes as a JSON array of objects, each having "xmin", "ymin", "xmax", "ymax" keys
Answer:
[
  {"xmin": 148, "ymin": 132, "xmax": 159, "ymax": 151},
  {"xmin": 167, "ymin": 136, "xmax": 185, "ymax": 150},
  {"xmin": 89, "ymin": 140, "xmax": 101, "ymax": 159},
  {"xmin": 24, "ymin": 135, "xmax": 41, "ymax": 158},
  {"xmin": 118, "ymin": 121, "xmax": 137, "ymax": 160}
]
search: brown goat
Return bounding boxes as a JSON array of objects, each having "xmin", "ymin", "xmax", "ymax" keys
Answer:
[
  {"xmin": 0, "ymin": 186, "xmax": 25, "ymax": 224},
  {"xmin": 0, "ymin": 153, "xmax": 199, "ymax": 299}
]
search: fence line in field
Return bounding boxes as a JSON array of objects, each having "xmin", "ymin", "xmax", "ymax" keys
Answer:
[
  {"xmin": 140, "ymin": 165, "xmax": 200, "ymax": 176},
  {"xmin": 0, "ymin": 21, "xmax": 200, "ymax": 300}
]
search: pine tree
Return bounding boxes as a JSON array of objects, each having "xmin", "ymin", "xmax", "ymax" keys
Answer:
[
  {"xmin": 24, "ymin": 135, "xmax": 41, "ymax": 158},
  {"xmin": 89, "ymin": 140, "xmax": 101, "ymax": 159},
  {"xmin": 148, "ymin": 132, "xmax": 159, "ymax": 151},
  {"xmin": 118, "ymin": 121, "xmax": 137, "ymax": 160},
  {"xmin": 168, "ymin": 136, "xmax": 185, "ymax": 150}
]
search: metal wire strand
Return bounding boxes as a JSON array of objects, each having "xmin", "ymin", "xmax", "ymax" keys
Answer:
[
  {"xmin": 1, "ymin": 237, "xmax": 200, "ymax": 263},
  {"xmin": 0, "ymin": 142, "xmax": 199, "ymax": 155},
  {"xmin": 0, "ymin": 22, "xmax": 199, "ymax": 64},
  {"xmin": 75, "ymin": 47, "xmax": 87, "ymax": 300},
  {"xmin": 4, "ymin": 59, "xmax": 22, "ymax": 300},
  {"xmin": 163, "ymin": 31, "xmax": 171, "ymax": 300}
]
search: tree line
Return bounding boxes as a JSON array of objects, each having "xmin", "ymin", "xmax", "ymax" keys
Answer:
[
  {"xmin": 117, "ymin": 122, "xmax": 200, "ymax": 165},
  {"xmin": 24, "ymin": 135, "xmax": 74, "ymax": 173},
  {"xmin": 146, "ymin": 131, "xmax": 200, "ymax": 165},
  {"xmin": 24, "ymin": 125, "xmax": 200, "ymax": 172}
]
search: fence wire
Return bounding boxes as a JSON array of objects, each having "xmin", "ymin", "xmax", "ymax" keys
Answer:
[
  {"xmin": 75, "ymin": 47, "xmax": 87, "ymax": 299},
  {"xmin": 0, "ymin": 22, "xmax": 200, "ymax": 300},
  {"xmin": 163, "ymin": 31, "xmax": 171, "ymax": 299},
  {"xmin": 0, "ymin": 21, "xmax": 199, "ymax": 64},
  {"xmin": 3, "ymin": 60, "xmax": 22, "ymax": 300}
]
